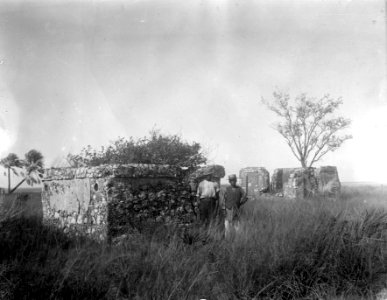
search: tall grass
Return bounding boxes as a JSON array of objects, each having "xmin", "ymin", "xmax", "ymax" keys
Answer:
[{"xmin": 0, "ymin": 186, "xmax": 387, "ymax": 299}]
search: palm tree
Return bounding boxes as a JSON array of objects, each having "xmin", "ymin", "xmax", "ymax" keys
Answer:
[
  {"xmin": 0, "ymin": 153, "xmax": 22, "ymax": 193},
  {"xmin": 10, "ymin": 150, "xmax": 44, "ymax": 194}
]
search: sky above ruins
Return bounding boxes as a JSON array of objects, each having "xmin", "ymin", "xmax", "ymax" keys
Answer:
[{"xmin": 0, "ymin": 0, "xmax": 386, "ymax": 187}]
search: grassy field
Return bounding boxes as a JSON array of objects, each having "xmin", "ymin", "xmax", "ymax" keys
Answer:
[
  {"xmin": 0, "ymin": 185, "xmax": 387, "ymax": 299},
  {"xmin": 0, "ymin": 188, "xmax": 42, "ymax": 219}
]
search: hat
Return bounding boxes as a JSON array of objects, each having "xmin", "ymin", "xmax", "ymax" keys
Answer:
[{"xmin": 228, "ymin": 174, "xmax": 237, "ymax": 181}]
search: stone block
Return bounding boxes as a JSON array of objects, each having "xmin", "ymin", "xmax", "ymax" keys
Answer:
[
  {"xmin": 271, "ymin": 167, "xmax": 318, "ymax": 199},
  {"xmin": 239, "ymin": 167, "xmax": 270, "ymax": 197},
  {"xmin": 42, "ymin": 163, "xmax": 212, "ymax": 241},
  {"xmin": 315, "ymin": 166, "xmax": 341, "ymax": 197}
]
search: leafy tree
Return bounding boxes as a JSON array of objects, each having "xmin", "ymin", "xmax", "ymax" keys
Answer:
[
  {"xmin": 263, "ymin": 92, "xmax": 352, "ymax": 168},
  {"xmin": 0, "ymin": 153, "xmax": 23, "ymax": 193},
  {"xmin": 67, "ymin": 129, "xmax": 207, "ymax": 170},
  {"xmin": 9, "ymin": 150, "xmax": 44, "ymax": 194}
]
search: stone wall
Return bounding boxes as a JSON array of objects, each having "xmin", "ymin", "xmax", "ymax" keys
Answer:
[
  {"xmin": 271, "ymin": 166, "xmax": 340, "ymax": 198},
  {"xmin": 283, "ymin": 168, "xmax": 318, "ymax": 198},
  {"xmin": 270, "ymin": 169, "xmax": 282, "ymax": 194},
  {"xmin": 42, "ymin": 164, "xmax": 197, "ymax": 241},
  {"xmin": 239, "ymin": 167, "xmax": 270, "ymax": 198},
  {"xmin": 42, "ymin": 176, "xmax": 109, "ymax": 240},
  {"xmin": 271, "ymin": 168, "xmax": 296, "ymax": 196},
  {"xmin": 107, "ymin": 178, "xmax": 196, "ymax": 237},
  {"xmin": 315, "ymin": 166, "xmax": 341, "ymax": 197}
]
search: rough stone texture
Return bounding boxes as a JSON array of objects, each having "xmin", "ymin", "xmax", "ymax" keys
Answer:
[
  {"xmin": 44, "ymin": 164, "xmax": 183, "ymax": 180},
  {"xmin": 315, "ymin": 166, "xmax": 341, "ymax": 197},
  {"xmin": 271, "ymin": 168, "xmax": 298, "ymax": 195},
  {"xmin": 271, "ymin": 166, "xmax": 340, "ymax": 198},
  {"xmin": 42, "ymin": 177, "xmax": 108, "ymax": 240},
  {"xmin": 283, "ymin": 168, "xmax": 318, "ymax": 198},
  {"xmin": 271, "ymin": 169, "xmax": 282, "ymax": 194},
  {"xmin": 107, "ymin": 178, "xmax": 196, "ymax": 237},
  {"xmin": 42, "ymin": 164, "xmax": 205, "ymax": 241},
  {"xmin": 239, "ymin": 167, "xmax": 270, "ymax": 198}
]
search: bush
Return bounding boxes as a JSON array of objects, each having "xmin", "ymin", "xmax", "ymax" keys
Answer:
[{"xmin": 67, "ymin": 129, "xmax": 207, "ymax": 169}]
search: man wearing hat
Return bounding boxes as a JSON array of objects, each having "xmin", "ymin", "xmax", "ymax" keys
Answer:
[
  {"xmin": 222, "ymin": 174, "xmax": 247, "ymax": 237},
  {"xmin": 196, "ymin": 173, "xmax": 220, "ymax": 226}
]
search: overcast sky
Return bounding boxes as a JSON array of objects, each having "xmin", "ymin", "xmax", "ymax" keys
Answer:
[{"xmin": 0, "ymin": 0, "xmax": 386, "ymax": 188}]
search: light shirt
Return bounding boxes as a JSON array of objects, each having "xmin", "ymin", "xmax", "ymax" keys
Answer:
[{"xmin": 196, "ymin": 179, "xmax": 219, "ymax": 199}]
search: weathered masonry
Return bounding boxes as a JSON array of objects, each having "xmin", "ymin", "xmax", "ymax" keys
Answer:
[
  {"xmin": 239, "ymin": 167, "xmax": 270, "ymax": 198},
  {"xmin": 270, "ymin": 166, "xmax": 340, "ymax": 198},
  {"xmin": 42, "ymin": 164, "xmax": 197, "ymax": 240},
  {"xmin": 315, "ymin": 166, "xmax": 341, "ymax": 197}
]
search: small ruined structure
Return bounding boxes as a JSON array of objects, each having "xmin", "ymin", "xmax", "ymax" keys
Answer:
[
  {"xmin": 42, "ymin": 164, "xmax": 201, "ymax": 240},
  {"xmin": 239, "ymin": 167, "xmax": 270, "ymax": 198},
  {"xmin": 284, "ymin": 168, "xmax": 318, "ymax": 198},
  {"xmin": 271, "ymin": 166, "xmax": 340, "ymax": 198},
  {"xmin": 315, "ymin": 166, "xmax": 341, "ymax": 197}
]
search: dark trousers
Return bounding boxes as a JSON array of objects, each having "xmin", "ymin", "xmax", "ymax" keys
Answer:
[{"xmin": 199, "ymin": 197, "xmax": 217, "ymax": 226}]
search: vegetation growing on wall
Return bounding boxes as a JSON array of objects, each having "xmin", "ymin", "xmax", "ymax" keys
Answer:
[{"xmin": 66, "ymin": 129, "xmax": 207, "ymax": 171}]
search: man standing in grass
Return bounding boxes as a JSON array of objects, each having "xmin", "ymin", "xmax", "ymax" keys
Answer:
[
  {"xmin": 196, "ymin": 173, "xmax": 220, "ymax": 226},
  {"xmin": 222, "ymin": 174, "xmax": 248, "ymax": 237}
]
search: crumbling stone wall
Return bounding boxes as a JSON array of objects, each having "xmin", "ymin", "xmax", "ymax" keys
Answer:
[
  {"xmin": 271, "ymin": 168, "xmax": 299, "ymax": 195},
  {"xmin": 239, "ymin": 167, "xmax": 270, "ymax": 198},
  {"xmin": 283, "ymin": 168, "xmax": 318, "ymax": 198},
  {"xmin": 42, "ymin": 175, "xmax": 109, "ymax": 240},
  {"xmin": 315, "ymin": 166, "xmax": 341, "ymax": 197},
  {"xmin": 108, "ymin": 178, "xmax": 196, "ymax": 237},
  {"xmin": 271, "ymin": 166, "xmax": 340, "ymax": 198},
  {"xmin": 42, "ymin": 164, "xmax": 198, "ymax": 240}
]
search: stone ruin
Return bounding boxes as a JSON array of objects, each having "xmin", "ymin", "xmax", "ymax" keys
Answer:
[
  {"xmin": 42, "ymin": 164, "xmax": 225, "ymax": 241},
  {"xmin": 315, "ymin": 166, "xmax": 341, "ymax": 197},
  {"xmin": 270, "ymin": 166, "xmax": 341, "ymax": 198},
  {"xmin": 43, "ymin": 164, "xmax": 190, "ymax": 240},
  {"xmin": 41, "ymin": 162, "xmax": 340, "ymax": 240},
  {"xmin": 239, "ymin": 167, "xmax": 270, "ymax": 198}
]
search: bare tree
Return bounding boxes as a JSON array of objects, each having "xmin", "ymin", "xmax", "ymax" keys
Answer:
[{"xmin": 263, "ymin": 91, "xmax": 352, "ymax": 168}]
